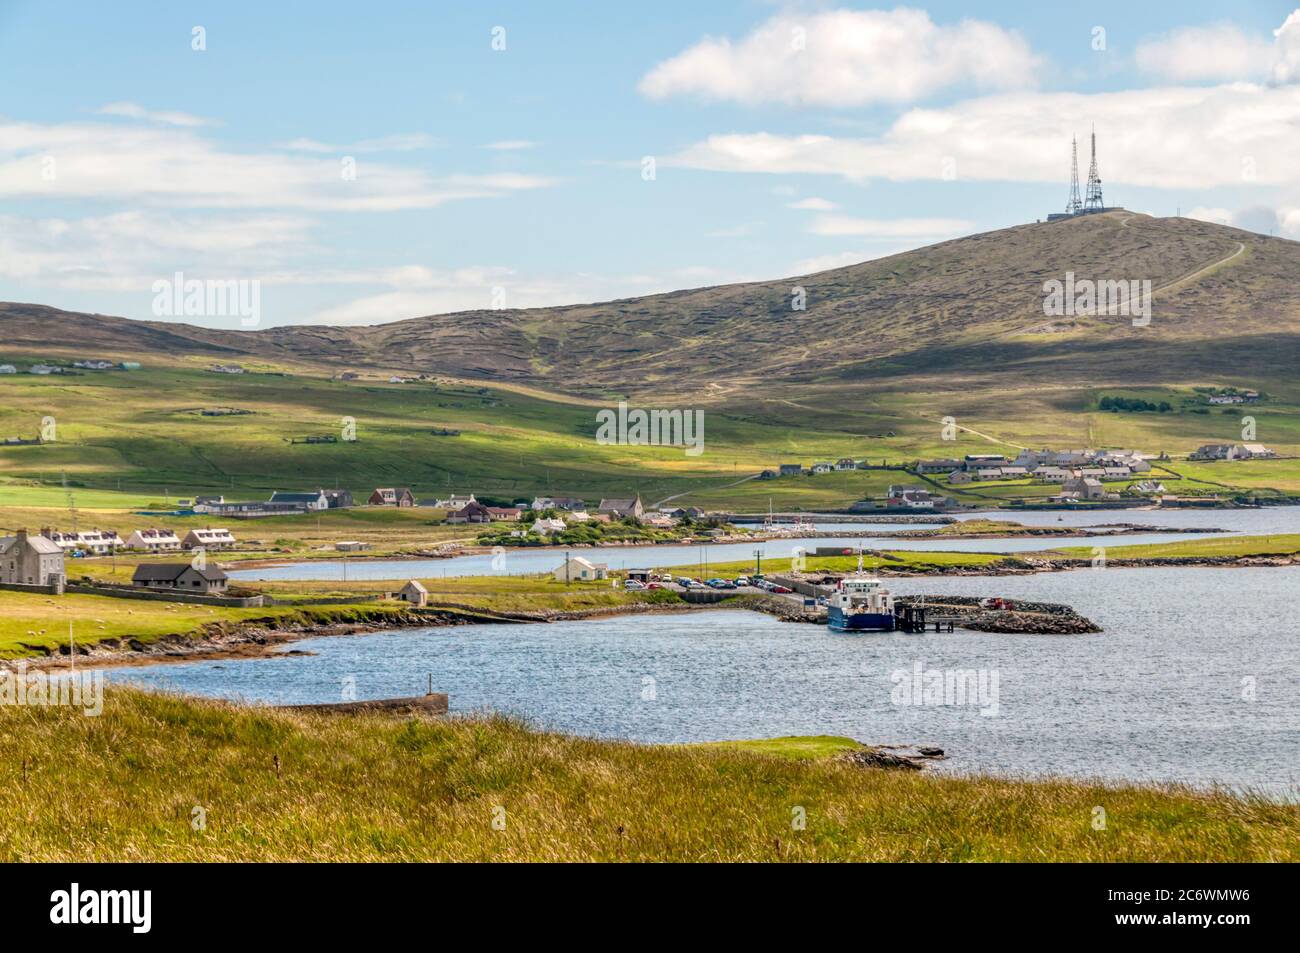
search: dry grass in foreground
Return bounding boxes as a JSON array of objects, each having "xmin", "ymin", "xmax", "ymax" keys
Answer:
[{"xmin": 1, "ymin": 688, "xmax": 1295, "ymax": 862}]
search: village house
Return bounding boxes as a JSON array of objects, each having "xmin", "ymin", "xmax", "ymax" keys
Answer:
[
  {"xmin": 447, "ymin": 501, "xmax": 493, "ymax": 524},
  {"xmin": 40, "ymin": 528, "xmax": 124, "ymax": 554},
  {"xmin": 947, "ymin": 469, "xmax": 974, "ymax": 484},
  {"xmin": 1034, "ymin": 467, "xmax": 1073, "ymax": 483},
  {"xmin": 0, "ymin": 364, "xmax": 15, "ymax": 374},
  {"xmin": 1240, "ymin": 443, "xmax": 1277, "ymax": 459},
  {"xmin": 182, "ymin": 528, "xmax": 237, "ymax": 550},
  {"xmin": 998, "ymin": 466, "xmax": 1030, "ymax": 479},
  {"xmin": 131, "ymin": 563, "xmax": 229, "ymax": 594},
  {"xmin": 963, "ymin": 454, "xmax": 1007, "ymax": 469},
  {"xmin": 334, "ymin": 540, "xmax": 371, "ymax": 552},
  {"xmin": 485, "ymin": 506, "xmax": 522, "ymax": 521},
  {"xmin": 368, "ymin": 487, "xmax": 416, "ymax": 507},
  {"xmin": 322, "ymin": 489, "xmax": 353, "ymax": 508},
  {"xmin": 810, "ymin": 462, "xmax": 833, "ymax": 474},
  {"xmin": 529, "ymin": 496, "xmax": 585, "ymax": 511},
  {"xmin": 834, "ymin": 458, "xmax": 858, "ymax": 471},
  {"xmin": 667, "ymin": 506, "xmax": 706, "ymax": 520},
  {"xmin": 398, "ymin": 579, "xmax": 428, "ymax": 606},
  {"xmin": 778, "ymin": 464, "xmax": 803, "ymax": 477},
  {"xmin": 1127, "ymin": 480, "xmax": 1168, "ymax": 496},
  {"xmin": 208, "ymin": 363, "xmax": 245, "ymax": 374},
  {"xmin": 758, "ymin": 469, "xmax": 777, "ymax": 480},
  {"xmin": 642, "ymin": 513, "xmax": 677, "ymax": 529},
  {"xmin": 124, "ymin": 528, "xmax": 182, "ymax": 552},
  {"xmin": 428, "ymin": 493, "xmax": 476, "ymax": 509},
  {"xmin": 530, "ymin": 517, "xmax": 568, "ymax": 535},
  {"xmin": 1059, "ymin": 477, "xmax": 1107, "ymax": 501},
  {"xmin": 916, "ymin": 458, "xmax": 962, "ymax": 473},
  {"xmin": 198, "ymin": 500, "xmax": 307, "ymax": 518},
  {"xmin": 598, "ymin": 495, "xmax": 644, "ymax": 519},
  {"xmin": 0, "ymin": 529, "xmax": 66, "ymax": 587},
  {"xmin": 552, "ymin": 556, "xmax": 608, "ymax": 582},
  {"xmin": 269, "ymin": 490, "xmax": 331, "ymax": 511},
  {"xmin": 886, "ymin": 486, "xmax": 938, "ymax": 509},
  {"xmin": 1102, "ymin": 466, "xmax": 1133, "ymax": 480}
]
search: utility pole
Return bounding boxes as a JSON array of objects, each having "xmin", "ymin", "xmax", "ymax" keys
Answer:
[{"xmin": 754, "ymin": 548, "xmax": 763, "ymax": 577}]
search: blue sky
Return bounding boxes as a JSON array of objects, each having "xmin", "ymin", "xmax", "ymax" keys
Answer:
[{"xmin": 2, "ymin": 0, "xmax": 1299, "ymax": 326}]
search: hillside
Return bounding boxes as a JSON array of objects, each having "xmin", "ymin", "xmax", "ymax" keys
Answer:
[{"xmin": 3, "ymin": 212, "xmax": 1299, "ymax": 402}]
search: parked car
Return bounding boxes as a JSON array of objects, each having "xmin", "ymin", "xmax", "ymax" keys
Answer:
[
  {"xmin": 734, "ymin": 576, "xmax": 750, "ymax": 586},
  {"xmin": 768, "ymin": 584, "xmax": 793, "ymax": 594},
  {"xmin": 645, "ymin": 581, "xmax": 664, "ymax": 590},
  {"xmin": 706, "ymin": 578, "xmax": 735, "ymax": 589},
  {"xmin": 623, "ymin": 579, "xmax": 646, "ymax": 590}
]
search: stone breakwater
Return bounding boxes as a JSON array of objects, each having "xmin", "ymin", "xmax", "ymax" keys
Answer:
[{"xmin": 893, "ymin": 595, "xmax": 1102, "ymax": 634}]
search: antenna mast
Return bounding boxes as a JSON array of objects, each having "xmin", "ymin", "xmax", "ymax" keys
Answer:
[
  {"xmin": 1065, "ymin": 135, "xmax": 1083, "ymax": 215},
  {"xmin": 1084, "ymin": 125, "xmax": 1105, "ymax": 211}
]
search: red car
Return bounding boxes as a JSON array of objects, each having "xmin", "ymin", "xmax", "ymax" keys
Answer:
[
  {"xmin": 768, "ymin": 584, "xmax": 793, "ymax": 594},
  {"xmin": 645, "ymin": 582, "xmax": 664, "ymax": 589}
]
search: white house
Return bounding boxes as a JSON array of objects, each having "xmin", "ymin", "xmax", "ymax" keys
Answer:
[
  {"xmin": 810, "ymin": 462, "xmax": 833, "ymax": 474},
  {"xmin": 125, "ymin": 528, "xmax": 182, "ymax": 552},
  {"xmin": 552, "ymin": 556, "xmax": 608, "ymax": 582},
  {"xmin": 530, "ymin": 518, "xmax": 567, "ymax": 535},
  {"xmin": 182, "ymin": 528, "xmax": 237, "ymax": 550},
  {"xmin": 0, "ymin": 364, "xmax": 15, "ymax": 374},
  {"xmin": 40, "ymin": 528, "xmax": 122, "ymax": 554},
  {"xmin": 1241, "ymin": 443, "xmax": 1277, "ymax": 459},
  {"xmin": 432, "ymin": 493, "xmax": 476, "ymax": 509}
]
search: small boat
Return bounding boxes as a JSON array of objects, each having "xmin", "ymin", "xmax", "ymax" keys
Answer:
[{"xmin": 827, "ymin": 554, "xmax": 896, "ymax": 632}]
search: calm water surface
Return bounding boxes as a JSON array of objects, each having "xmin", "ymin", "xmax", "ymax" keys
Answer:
[{"xmin": 111, "ymin": 564, "xmax": 1300, "ymax": 797}]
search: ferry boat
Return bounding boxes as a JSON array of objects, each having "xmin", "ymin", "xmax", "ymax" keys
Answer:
[{"xmin": 826, "ymin": 557, "xmax": 896, "ymax": 632}]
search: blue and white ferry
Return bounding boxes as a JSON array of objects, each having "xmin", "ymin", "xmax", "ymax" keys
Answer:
[{"xmin": 826, "ymin": 558, "xmax": 896, "ymax": 632}]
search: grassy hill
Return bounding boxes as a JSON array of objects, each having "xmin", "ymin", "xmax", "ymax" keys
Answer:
[
  {"xmin": 3, "ymin": 212, "xmax": 1299, "ymax": 513},
  {"xmin": 3, "ymin": 687, "xmax": 1294, "ymax": 861},
  {"xmin": 5, "ymin": 212, "xmax": 1297, "ymax": 400}
]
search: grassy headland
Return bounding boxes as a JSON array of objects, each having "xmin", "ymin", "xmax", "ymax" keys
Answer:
[{"xmin": 1, "ymin": 688, "xmax": 1294, "ymax": 861}]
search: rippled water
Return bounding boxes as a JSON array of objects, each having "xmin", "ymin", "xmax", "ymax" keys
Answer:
[
  {"xmin": 110, "ymin": 564, "xmax": 1300, "ymax": 797},
  {"xmin": 229, "ymin": 529, "xmax": 1254, "ymax": 582}
]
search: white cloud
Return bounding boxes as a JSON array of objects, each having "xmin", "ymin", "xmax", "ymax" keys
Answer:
[
  {"xmin": 96, "ymin": 101, "xmax": 212, "ymax": 127},
  {"xmin": 639, "ymin": 8, "xmax": 1039, "ymax": 107},
  {"xmin": 791, "ymin": 245, "xmax": 918, "ymax": 274},
  {"xmin": 0, "ymin": 211, "xmax": 316, "ymax": 290},
  {"xmin": 278, "ymin": 133, "xmax": 437, "ymax": 153},
  {"xmin": 805, "ymin": 214, "xmax": 971, "ymax": 238},
  {"xmin": 666, "ymin": 83, "xmax": 1300, "ymax": 190},
  {"xmin": 484, "ymin": 140, "xmax": 538, "ymax": 150},
  {"xmin": 309, "ymin": 266, "xmax": 751, "ymax": 325},
  {"xmin": 1136, "ymin": 11, "xmax": 1300, "ymax": 83},
  {"xmin": 787, "ymin": 196, "xmax": 837, "ymax": 210},
  {"xmin": 0, "ymin": 118, "xmax": 551, "ymax": 210},
  {"xmin": 1187, "ymin": 204, "xmax": 1290, "ymax": 236},
  {"xmin": 1185, "ymin": 206, "xmax": 1233, "ymax": 226}
]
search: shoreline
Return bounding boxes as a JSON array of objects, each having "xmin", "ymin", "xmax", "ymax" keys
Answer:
[{"xmin": 215, "ymin": 521, "xmax": 1227, "ymax": 571}]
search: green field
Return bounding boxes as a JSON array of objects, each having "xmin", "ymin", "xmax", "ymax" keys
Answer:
[
  {"xmin": 3, "ymin": 356, "xmax": 1299, "ymax": 522},
  {"xmin": 3, "ymin": 688, "xmax": 1294, "ymax": 861}
]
